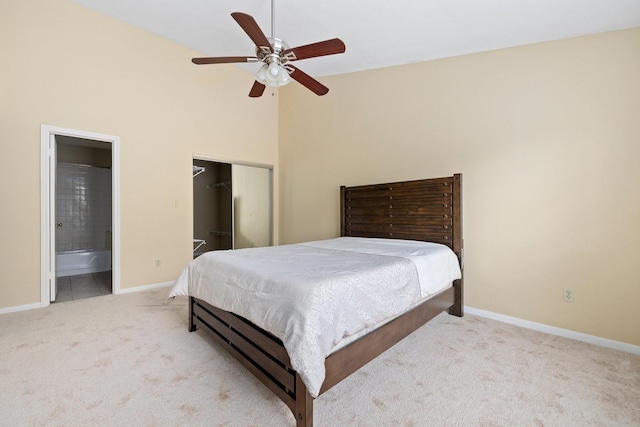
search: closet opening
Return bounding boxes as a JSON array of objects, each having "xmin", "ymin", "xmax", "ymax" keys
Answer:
[{"xmin": 193, "ymin": 158, "xmax": 273, "ymax": 258}]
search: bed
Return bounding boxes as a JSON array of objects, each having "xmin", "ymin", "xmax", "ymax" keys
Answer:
[{"xmin": 170, "ymin": 173, "xmax": 463, "ymax": 426}]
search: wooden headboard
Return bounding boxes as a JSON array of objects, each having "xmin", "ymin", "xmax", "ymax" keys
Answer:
[{"xmin": 340, "ymin": 174, "xmax": 463, "ymax": 263}]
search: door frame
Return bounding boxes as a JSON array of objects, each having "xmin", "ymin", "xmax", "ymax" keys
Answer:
[{"xmin": 40, "ymin": 125, "xmax": 121, "ymax": 306}]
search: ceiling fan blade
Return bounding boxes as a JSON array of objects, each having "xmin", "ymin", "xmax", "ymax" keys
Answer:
[
  {"xmin": 249, "ymin": 81, "xmax": 266, "ymax": 98},
  {"xmin": 231, "ymin": 12, "xmax": 273, "ymax": 53},
  {"xmin": 282, "ymin": 38, "xmax": 346, "ymax": 61},
  {"xmin": 286, "ymin": 65, "xmax": 329, "ymax": 96},
  {"xmin": 192, "ymin": 56, "xmax": 258, "ymax": 65}
]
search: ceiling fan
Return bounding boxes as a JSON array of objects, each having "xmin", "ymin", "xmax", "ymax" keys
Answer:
[{"xmin": 191, "ymin": 1, "xmax": 346, "ymax": 97}]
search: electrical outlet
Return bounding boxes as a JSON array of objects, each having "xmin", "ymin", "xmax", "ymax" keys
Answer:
[
  {"xmin": 563, "ymin": 288, "xmax": 574, "ymax": 302},
  {"xmin": 155, "ymin": 259, "xmax": 161, "ymax": 267}
]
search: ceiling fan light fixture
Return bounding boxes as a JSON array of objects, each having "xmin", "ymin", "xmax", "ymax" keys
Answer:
[{"xmin": 256, "ymin": 62, "xmax": 292, "ymax": 87}]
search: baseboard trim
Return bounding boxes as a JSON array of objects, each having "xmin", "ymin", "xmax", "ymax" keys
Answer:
[
  {"xmin": 117, "ymin": 281, "xmax": 173, "ymax": 294},
  {"xmin": 1, "ymin": 282, "xmax": 174, "ymax": 314},
  {"xmin": 465, "ymin": 306, "xmax": 640, "ymax": 356},
  {"xmin": 0, "ymin": 302, "xmax": 42, "ymax": 315}
]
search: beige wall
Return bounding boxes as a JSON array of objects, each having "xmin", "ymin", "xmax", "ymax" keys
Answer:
[
  {"xmin": 279, "ymin": 29, "xmax": 640, "ymax": 346},
  {"xmin": 0, "ymin": 0, "xmax": 278, "ymax": 307}
]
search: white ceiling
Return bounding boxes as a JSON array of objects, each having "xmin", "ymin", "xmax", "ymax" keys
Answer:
[{"xmin": 71, "ymin": 0, "xmax": 640, "ymax": 78}]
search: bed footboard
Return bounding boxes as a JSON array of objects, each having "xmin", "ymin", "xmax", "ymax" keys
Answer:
[
  {"xmin": 189, "ymin": 284, "xmax": 457, "ymax": 426},
  {"xmin": 189, "ymin": 296, "xmax": 313, "ymax": 426}
]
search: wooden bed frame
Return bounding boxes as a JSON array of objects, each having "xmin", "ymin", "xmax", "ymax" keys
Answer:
[{"xmin": 188, "ymin": 174, "xmax": 463, "ymax": 426}]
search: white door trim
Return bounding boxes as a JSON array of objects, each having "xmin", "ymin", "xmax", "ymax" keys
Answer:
[
  {"xmin": 40, "ymin": 125, "xmax": 121, "ymax": 307},
  {"xmin": 48, "ymin": 133, "xmax": 57, "ymax": 301}
]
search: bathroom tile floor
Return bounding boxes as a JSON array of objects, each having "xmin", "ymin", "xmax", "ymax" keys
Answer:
[{"xmin": 55, "ymin": 271, "xmax": 112, "ymax": 302}]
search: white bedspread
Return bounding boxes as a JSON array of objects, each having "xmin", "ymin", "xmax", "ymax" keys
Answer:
[{"xmin": 168, "ymin": 237, "xmax": 461, "ymax": 398}]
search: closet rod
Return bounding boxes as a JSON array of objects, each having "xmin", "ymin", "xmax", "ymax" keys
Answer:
[
  {"xmin": 208, "ymin": 230, "xmax": 232, "ymax": 237},
  {"xmin": 207, "ymin": 181, "xmax": 231, "ymax": 191}
]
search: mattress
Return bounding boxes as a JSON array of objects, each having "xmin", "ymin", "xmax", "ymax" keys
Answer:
[{"xmin": 168, "ymin": 237, "xmax": 461, "ymax": 397}]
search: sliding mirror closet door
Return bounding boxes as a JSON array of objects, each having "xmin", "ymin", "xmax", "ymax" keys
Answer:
[
  {"xmin": 232, "ymin": 164, "xmax": 272, "ymax": 249},
  {"xmin": 193, "ymin": 160, "xmax": 272, "ymax": 257}
]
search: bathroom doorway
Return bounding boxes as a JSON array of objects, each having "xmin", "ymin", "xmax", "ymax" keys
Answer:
[
  {"xmin": 40, "ymin": 125, "xmax": 121, "ymax": 306},
  {"xmin": 55, "ymin": 136, "xmax": 112, "ymax": 301}
]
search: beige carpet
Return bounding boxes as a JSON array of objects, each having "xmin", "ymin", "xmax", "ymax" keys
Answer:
[{"xmin": 1, "ymin": 288, "xmax": 638, "ymax": 426}]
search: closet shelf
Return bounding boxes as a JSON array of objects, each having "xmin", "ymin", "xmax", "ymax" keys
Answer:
[
  {"xmin": 193, "ymin": 239, "xmax": 206, "ymax": 253},
  {"xmin": 193, "ymin": 166, "xmax": 206, "ymax": 178}
]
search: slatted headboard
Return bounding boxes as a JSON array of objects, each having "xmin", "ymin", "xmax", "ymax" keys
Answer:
[{"xmin": 340, "ymin": 174, "xmax": 463, "ymax": 264}]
